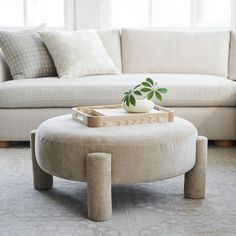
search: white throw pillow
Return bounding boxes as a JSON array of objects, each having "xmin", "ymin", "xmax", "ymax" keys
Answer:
[{"xmin": 39, "ymin": 30, "xmax": 119, "ymax": 78}]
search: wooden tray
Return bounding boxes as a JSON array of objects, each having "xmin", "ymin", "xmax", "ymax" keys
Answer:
[{"xmin": 72, "ymin": 104, "xmax": 174, "ymax": 127}]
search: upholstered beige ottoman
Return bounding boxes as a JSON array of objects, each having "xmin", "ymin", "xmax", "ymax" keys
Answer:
[{"xmin": 31, "ymin": 115, "xmax": 207, "ymax": 221}]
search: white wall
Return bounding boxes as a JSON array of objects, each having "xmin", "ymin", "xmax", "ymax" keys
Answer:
[
  {"xmin": 232, "ymin": 0, "xmax": 236, "ymax": 29},
  {"xmin": 75, "ymin": 0, "xmax": 102, "ymax": 30},
  {"xmin": 75, "ymin": 0, "xmax": 236, "ymax": 31},
  {"xmin": 1, "ymin": 0, "xmax": 234, "ymax": 31}
]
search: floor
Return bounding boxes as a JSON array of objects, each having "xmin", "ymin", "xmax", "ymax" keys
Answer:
[{"xmin": 0, "ymin": 143, "xmax": 235, "ymax": 236}]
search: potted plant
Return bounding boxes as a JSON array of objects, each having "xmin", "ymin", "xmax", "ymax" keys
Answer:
[{"xmin": 122, "ymin": 77, "xmax": 167, "ymax": 113}]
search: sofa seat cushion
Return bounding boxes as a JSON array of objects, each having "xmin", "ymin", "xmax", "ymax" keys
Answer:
[{"xmin": 0, "ymin": 74, "xmax": 235, "ymax": 108}]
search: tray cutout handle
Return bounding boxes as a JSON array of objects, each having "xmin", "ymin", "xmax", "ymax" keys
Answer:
[{"xmin": 72, "ymin": 111, "xmax": 85, "ymax": 123}]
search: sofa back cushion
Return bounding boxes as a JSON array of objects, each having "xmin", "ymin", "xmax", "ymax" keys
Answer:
[
  {"xmin": 97, "ymin": 29, "xmax": 122, "ymax": 73},
  {"xmin": 122, "ymin": 29, "xmax": 230, "ymax": 77},
  {"xmin": 229, "ymin": 31, "xmax": 236, "ymax": 80}
]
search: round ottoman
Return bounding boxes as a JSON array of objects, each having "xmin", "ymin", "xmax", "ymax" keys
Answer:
[{"xmin": 31, "ymin": 115, "xmax": 207, "ymax": 221}]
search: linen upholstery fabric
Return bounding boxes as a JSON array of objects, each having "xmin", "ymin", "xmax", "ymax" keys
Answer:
[
  {"xmin": 86, "ymin": 152, "xmax": 112, "ymax": 221},
  {"xmin": 0, "ymin": 27, "xmax": 56, "ymax": 80},
  {"xmin": 1, "ymin": 107, "xmax": 235, "ymax": 141},
  {"xmin": 39, "ymin": 30, "xmax": 119, "ymax": 78},
  {"xmin": 35, "ymin": 115, "xmax": 198, "ymax": 184},
  {"xmin": 229, "ymin": 31, "xmax": 236, "ymax": 80},
  {"xmin": 184, "ymin": 136, "xmax": 207, "ymax": 199},
  {"xmin": 122, "ymin": 29, "xmax": 230, "ymax": 77},
  {"xmin": 97, "ymin": 30, "xmax": 122, "ymax": 72},
  {"xmin": 33, "ymin": 119, "xmax": 206, "ymax": 221},
  {"xmin": 0, "ymin": 74, "xmax": 235, "ymax": 108},
  {"xmin": 31, "ymin": 131, "xmax": 53, "ymax": 191}
]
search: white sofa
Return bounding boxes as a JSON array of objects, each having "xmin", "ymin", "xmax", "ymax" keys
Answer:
[{"xmin": 0, "ymin": 29, "xmax": 236, "ymax": 142}]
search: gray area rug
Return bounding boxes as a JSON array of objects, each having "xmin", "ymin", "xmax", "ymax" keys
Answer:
[{"xmin": 0, "ymin": 143, "xmax": 235, "ymax": 236}]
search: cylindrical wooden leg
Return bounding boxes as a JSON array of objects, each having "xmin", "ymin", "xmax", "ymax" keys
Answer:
[
  {"xmin": 0, "ymin": 141, "xmax": 11, "ymax": 148},
  {"xmin": 31, "ymin": 131, "xmax": 53, "ymax": 190},
  {"xmin": 213, "ymin": 140, "xmax": 235, "ymax": 147},
  {"xmin": 86, "ymin": 152, "xmax": 112, "ymax": 222},
  {"xmin": 184, "ymin": 136, "xmax": 207, "ymax": 199}
]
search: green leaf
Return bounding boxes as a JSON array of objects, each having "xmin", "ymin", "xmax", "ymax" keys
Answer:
[
  {"xmin": 157, "ymin": 88, "xmax": 167, "ymax": 93},
  {"xmin": 146, "ymin": 77, "xmax": 154, "ymax": 86},
  {"xmin": 124, "ymin": 91, "xmax": 130, "ymax": 95},
  {"xmin": 130, "ymin": 95, "xmax": 136, "ymax": 106},
  {"xmin": 141, "ymin": 87, "xmax": 152, "ymax": 92},
  {"xmin": 121, "ymin": 95, "xmax": 128, "ymax": 103},
  {"xmin": 155, "ymin": 91, "xmax": 163, "ymax": 101},
  {"xmin": 141, "ymin": 82, "xmax": 151, "ymax": 87},
  {"xmin": 147, "ymin": 91, "xmax": 154, "ymax": 100},
  {"xmin": 125, "ymin": 96, "xmax": 129, "ymax": 104},
  {"xmin": 126, "ymin": 96, "xmax": 130, "ymax": 107},
  {"xmin": 133, "ymin": 84, "xmax": 141, "ymax": 90},
  {"xmin": 133, "ymin": 90, "xmax": 142, "ymax": 96}
]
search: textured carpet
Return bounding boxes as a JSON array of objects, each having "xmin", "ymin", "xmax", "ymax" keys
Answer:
[{"xmin": 0, "ymin": 143, "xmax": 235, "ymax": 236}]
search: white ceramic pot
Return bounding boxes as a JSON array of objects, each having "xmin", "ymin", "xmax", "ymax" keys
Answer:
[{"xmin": 122, "ymin": 99, "xmax": 154, "ymax": 113}]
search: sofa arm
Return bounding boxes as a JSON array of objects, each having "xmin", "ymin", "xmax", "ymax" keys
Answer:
[{"xmin": 0, "ymin": 50, "xmax": 11, "ymax": 82}]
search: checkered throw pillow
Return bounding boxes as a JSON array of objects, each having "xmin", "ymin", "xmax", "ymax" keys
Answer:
[{"xmin": 0, "ymin": 26, "xmax": 57, "ymax": 80}]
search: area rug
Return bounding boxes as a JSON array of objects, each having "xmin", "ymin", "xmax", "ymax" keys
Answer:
[{"xmin": 0, "ymin": 143, "xmax": 235, "ymax": 236}]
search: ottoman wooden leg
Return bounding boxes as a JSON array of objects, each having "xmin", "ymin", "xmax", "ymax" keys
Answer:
[
  {"xmin": 86, "ymin": 152, "xmax": 112, "ymax": 222},
  {"xmin": 31, "ymin": 131, "xmax": 53, "ymax": 190},
  {"xmin": 184, "ymin": 136, "xmax": 207, "ymax": 199}
]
